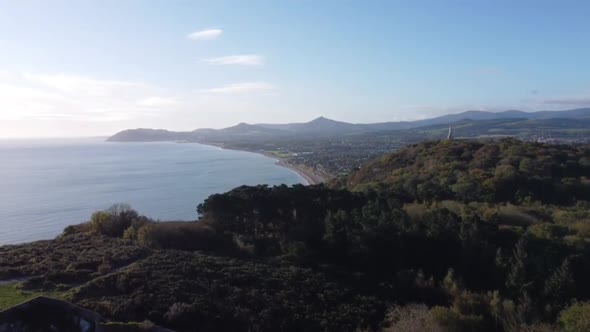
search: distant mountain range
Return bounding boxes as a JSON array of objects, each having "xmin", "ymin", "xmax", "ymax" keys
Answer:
[{"xmin": 107, "ymin": 108, "xmax": 590, "ymax": 142}]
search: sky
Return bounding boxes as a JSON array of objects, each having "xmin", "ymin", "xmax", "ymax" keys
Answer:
[{"xmin": 1, "ymin": 0, "xmax": 590, "ymax": 137}]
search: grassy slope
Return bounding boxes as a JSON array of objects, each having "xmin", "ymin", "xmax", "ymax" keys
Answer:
[
  {"xmin": 0, "ymin": 233, "xmax": 151, "ymax": 311},
  {"xmin": 0, "ymin": 283, "xmax": 63, "ymax": 310}
]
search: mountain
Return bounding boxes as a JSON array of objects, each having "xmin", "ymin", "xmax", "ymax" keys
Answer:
[
  {"xmin": 219, "ymin": 123, "xmax": 287, "ymax": 136},
  {"xmin": 410, "ymin": 108, "xmax": 590, "ymax": 127},
  {"xmin": 257, "ymin": 116, "xmax": 363, "ymax": 134},
  {"xmin": 258, "ymin": 116, "xmax": 411, "ymax": 133},
  {"xmin": 412, "ymin": 117, "xmax": 590, "ymax": 138},
  {"xmin": 107, "ymin": 108, "xmax": 590, "ymax": 142},
  {"xmin": 295, "ymin": 116, "xmax": 363, "ymax": 134},
  {"xmin": 357, "ymin": 121, "xmax": 413, "ymax": 131}
]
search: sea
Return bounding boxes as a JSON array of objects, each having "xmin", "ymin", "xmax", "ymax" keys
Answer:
[{"xmin": 0, "ymin": 138, "xmax": 304, "ymax": 245}]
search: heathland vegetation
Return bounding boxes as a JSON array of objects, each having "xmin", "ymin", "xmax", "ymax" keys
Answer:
[{"xmin": 1, "ymin": 139, "xmax": 590, "ymax": 331}]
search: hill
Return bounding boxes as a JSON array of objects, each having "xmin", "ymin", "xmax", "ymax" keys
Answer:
[
  {"xmin": 339, "ymin": 138, "xmax": 590, "ymax": 204},
  {"xmin": 107, "ymin": 129, "xmax": 191, "ymax": 142}
]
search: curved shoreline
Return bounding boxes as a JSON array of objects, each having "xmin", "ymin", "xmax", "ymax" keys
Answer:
[
  {"xmin": 274, "ymin": 159, "xmax": 323, "ymax": 185},
  {"xmin": 198, "ymin": 142, "xmax": 325, "ymax": 185},
  {"xmin": 255, "ymin": 150, "xmax": 325, "ymax": 185}
]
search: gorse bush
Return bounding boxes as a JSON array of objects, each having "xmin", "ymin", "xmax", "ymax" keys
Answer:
[
  {"xmin": 90, "ymin": 204, "xmax": 141, "ymax": 237},
  {"xmin": 164, "ymin": 302, "xmax": 195, "ymax": 328},
  {"xmin": 560, "ymin": 302, "xmax": 590, "ymax": 332},
  {"xmin": 65, "ymin": 203, "xmax": 235, "ymax": 254},
  {"xmin": 134, "ymin": 221, "xmax": 235, "ymax": 253},
  {"xmin": 383, "ymin": 304, "xmax": 438, "ymax": 332}
]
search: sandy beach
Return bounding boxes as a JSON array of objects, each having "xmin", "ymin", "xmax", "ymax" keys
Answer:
[
  {"xmin": 250, "ymin": 150, "xmax": 325, "ymax": 185},
  {"xmin": 198, "ymin": 142, "xmax": 325, "ymax": 185},
  {"xmin": 274, "ymin": 159, "xmax": 325, "ymax": 185}
]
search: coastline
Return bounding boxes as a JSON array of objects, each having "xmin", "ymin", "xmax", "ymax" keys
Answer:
[
  {"xmin": 198, "ymin": 142, "xmax": 325, "ymax": 185},
  {"xmin": 273, "ymin": 159, "xmax": 324, "ymax": 186}
]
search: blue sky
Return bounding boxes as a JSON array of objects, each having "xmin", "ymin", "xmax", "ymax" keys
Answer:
[{"xmin": 1, "ymin": 0, "xmax": 589, "ymax": 137}]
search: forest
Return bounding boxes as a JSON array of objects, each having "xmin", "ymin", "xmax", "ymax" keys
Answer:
[{"xmin": 1, "ymin": 138, "xmax": 590, "ymax": 331}]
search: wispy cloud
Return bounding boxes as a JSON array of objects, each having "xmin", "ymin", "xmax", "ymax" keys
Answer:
[
  {"xmin": 541, "ymin": 96, "xmax": 590, "ymax": 106},
  {"xmin": 23, "ymin": 73, "xmax": 143, "ymax": 96},
  {"xmin": 186, "ymin": 28, "xmax": 222, "ymax": 41},
  {"xmin": 200, "ymin": 82, "xmax": 275, "ymax": 94},
  {"xmin": 0, "ymin": 72, "xmax": 166, "ymax": 123},
  {"xmin": 0, "ymin": 72, "xmax": 283, "ymax": 136},
  {"xmin": 138, "ymin": 97, "xmax": 178, "ymax": 107},
  {"xmin": 204, "ymin": 55, "xmax": 264, "ymax": 66}
]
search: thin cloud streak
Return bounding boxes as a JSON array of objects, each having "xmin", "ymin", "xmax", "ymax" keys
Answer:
[
  {"xmin": 200, "ymin": 82, "xmax": 275, "ymax": 94},
  {"xmin": 0, "ymin": 72, "xmax": 284, "ymax": 136},
  {"xmin": 23, "ymin": 73, "xmax": 144, "ymax": 96},
  {"xmin": 138, "ymin": 97, "xmax": 178, "ymax": 107},
  {"xmin": 204, "ymin": 55, "xmax": 264, "ymax": 66},
  {"xmin": 186, "ymin": 28, "xmax": 223, "ymax": 41},
  {"xmin": 541, "ymin": 96, "xmax": 590, "ymax": 106},
  {"xmin": 0, "ymin": 72, "xmax": 164, "ymax": 122}
]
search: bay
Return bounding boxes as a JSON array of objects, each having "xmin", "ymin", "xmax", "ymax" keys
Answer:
[{"xmin": 0, "ymin": 138, "xmax": 304, "ymax": 245}]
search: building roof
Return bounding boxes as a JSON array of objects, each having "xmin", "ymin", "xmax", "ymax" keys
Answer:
[{"xmin": 0, "ymin": 296, "xmax": 103, "ymax": 332}]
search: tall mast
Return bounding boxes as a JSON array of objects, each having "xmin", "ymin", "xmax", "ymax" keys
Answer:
[{"xmin": 447, "ymin": 125, "xmax": 454, "ymax": 140}]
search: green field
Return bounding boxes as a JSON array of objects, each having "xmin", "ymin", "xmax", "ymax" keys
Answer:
[
  {"xmin": 267, "ymin": 150, "xmax": 291, "ymax": 158},
  {"xmin": 0, "ymin": 283, "xmax": 63, "ymax": 310}
]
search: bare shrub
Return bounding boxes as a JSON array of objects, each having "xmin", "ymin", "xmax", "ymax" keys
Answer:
[{"xmin": 383, "ymin": 304, "xmax": 441, "ymax": 332}]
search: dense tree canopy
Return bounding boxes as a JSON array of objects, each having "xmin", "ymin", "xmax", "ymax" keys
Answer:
[{"xmin": 338, "ymin": 139, "xmax": 590, "ymax": 204}]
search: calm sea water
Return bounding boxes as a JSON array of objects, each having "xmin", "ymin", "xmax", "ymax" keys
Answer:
[{"xmin": 0, "ymin": 138, "xmax": 304, "ymax": 245}]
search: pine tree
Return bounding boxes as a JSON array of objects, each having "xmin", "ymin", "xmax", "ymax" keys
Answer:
[
  {"xmin": 543, "ymin": 259, "xmax": 575, "ymax": 310},
  {"xmin": 506, "ymin": 238, "xmax": 531, "ymax": 295}
]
